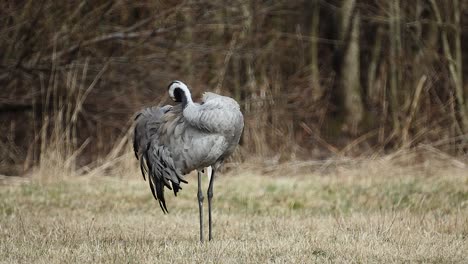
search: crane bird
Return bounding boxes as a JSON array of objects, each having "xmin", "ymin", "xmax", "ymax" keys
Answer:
[{"xmin": 133, "ymin": 80, "xmax": 244, "ymax": 242}]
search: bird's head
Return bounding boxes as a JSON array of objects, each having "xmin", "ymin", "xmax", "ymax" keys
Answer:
[{"xmin": 168, "ymin": 80, "xmax": 192, "ymax": 104}]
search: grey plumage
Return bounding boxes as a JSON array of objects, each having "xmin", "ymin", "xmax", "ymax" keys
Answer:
[
  {"xmin": 133, "ymin": 105, "xmax": 182, "ymax": 212},
  {"xmin": 133, "ymin": 81, "xmax": 243, "ymax": 241}
]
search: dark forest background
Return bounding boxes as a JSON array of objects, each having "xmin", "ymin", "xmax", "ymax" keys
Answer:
[{"xmin": 1, "ymin": 0, "xmax": 467, "ymax": 175}]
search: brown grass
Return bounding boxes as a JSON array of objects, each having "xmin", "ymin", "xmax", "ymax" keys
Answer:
[{"xmin": 1, "ymin": 156, "xmax": 467, "ymax": 263}]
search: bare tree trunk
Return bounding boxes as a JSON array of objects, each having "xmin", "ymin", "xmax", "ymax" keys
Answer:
[
  {"xmin": 453, "ymin": 0, "xmax": 467, "ymax": 131},
  {"xmin": 339, "ymin": 0, "xmax": 363, "ymax": 135},
  {"xmin": 401, "ymin": 0, "xmax": 424, "ymax": 146},
  {"xmin": 309, "ymin": 0, "xmax": 322, "ymax": 100},
  {"xmin": 367, "ymin": 26, "xmax": 382, "ymax": 105},
  {"xmin": 430, "ymin": 0, "xmax": 467, "ymax": 132},
  {"xmin": 389, "ymin": 0, "xmax": 402, "ymax": 135}
]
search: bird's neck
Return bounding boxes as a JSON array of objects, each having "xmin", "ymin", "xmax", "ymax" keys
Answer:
[
  {"xmin": 182, "ymin": 97, "xmax": 200, "ymax": 123},
  {"xmin": 180, "ymin": 90, "xmax": 193, "ymax": 108}
]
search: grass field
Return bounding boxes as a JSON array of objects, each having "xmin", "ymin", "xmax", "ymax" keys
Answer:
[{"xmin": 0, "ymin": 158, "xmax": 467, "ymax": 263}]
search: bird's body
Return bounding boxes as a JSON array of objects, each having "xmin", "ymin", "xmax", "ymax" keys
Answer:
[
  {"xmin": 133, "ymin": 81, "xmax": 243, "ymax": 242},
  {"xmin": 159, "ymin": 92, "xmax": 242, "ymax": 173}
]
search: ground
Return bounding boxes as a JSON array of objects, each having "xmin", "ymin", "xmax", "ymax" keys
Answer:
[{"xmin": 0, "ymin": 159, "xmax": 467, "ymax": 263}]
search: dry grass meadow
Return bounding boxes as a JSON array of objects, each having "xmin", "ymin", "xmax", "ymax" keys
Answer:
[{"xmin": 1, "ymin": 153, "xmax": 467, "ymax": 263}]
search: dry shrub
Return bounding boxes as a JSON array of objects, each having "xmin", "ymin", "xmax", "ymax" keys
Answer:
[{"xmin": 1, "ymin": 0, "xmax": 467, "ymax": 175}]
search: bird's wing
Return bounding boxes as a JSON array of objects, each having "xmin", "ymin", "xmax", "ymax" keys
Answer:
[
  {"xmin": 133, "ymin": 105, "xmax": 172, "ymax": 159},
  {"xmin": 133, "ymin": 105, "xmax": 189, "ymax": 213},
  {"xmin": 155, "ymin": 106, "xmax": 227, "ymax": 172},
  {"xmin": 183, "ymin": 92, "xmax": 242, "ymax": 133},
  {"xmin": 178, "ymin": 92, "xmax": 244, "ymax": 168},
  {"xmin": 136, "ymin": 105, "xmax": 189, "ymax": 213},
  {"xmin": 145, "ymin": 136, "xmax": 187, "ymax": 213},
  {"xmin": 133, "ymin": 105, "xmax": 171, "ymax": 180}
]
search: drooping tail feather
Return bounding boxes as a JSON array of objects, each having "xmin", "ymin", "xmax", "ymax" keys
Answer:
[
  {"xmin": 154, "ymin": 178, "xmax": 169, "ymax": 213},
  {"xmin": 139, "ymin": 154, "xmax": 147, "ymax": 181},
  {"xmin": 133, "ymin": 105, "xmax": 184, "ymax": 213},
  {"xmin": 144, "ymin": 139, "xmax": 187, "ymax": 213}
]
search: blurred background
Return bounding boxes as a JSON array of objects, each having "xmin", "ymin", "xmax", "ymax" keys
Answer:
[{"xmin": 1, "ymin": 0, "xmax": 467, "ymax": 176}]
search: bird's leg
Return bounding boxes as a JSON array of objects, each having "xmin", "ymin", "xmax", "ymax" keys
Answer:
[
  {"xmin": 207, "ymin": 168, "xmax": 216, "ymax": 241},
  {"xmin": 197, "ymin": 170, "xmax": 204, "ymax": 243}
]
